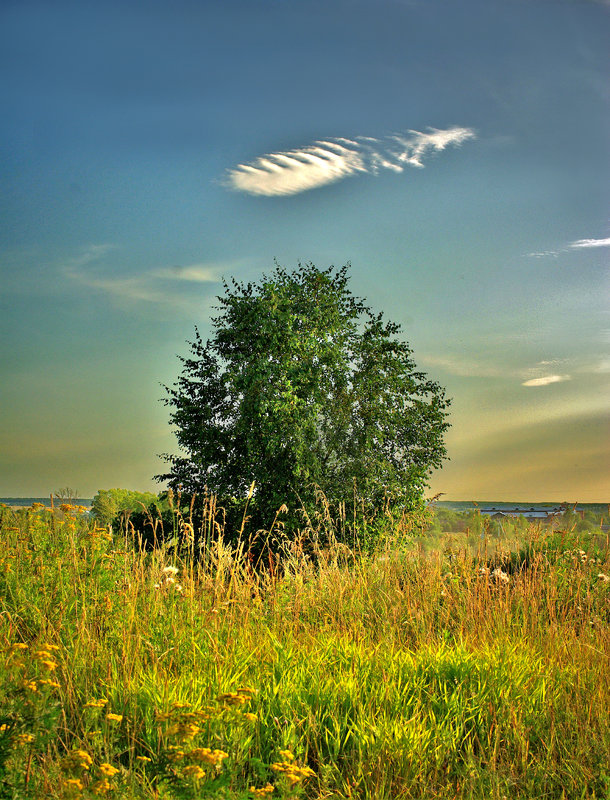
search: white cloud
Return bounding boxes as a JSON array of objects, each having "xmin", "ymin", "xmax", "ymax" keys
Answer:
[
  {"xmin": 225, "ymin": 126, "xmax": 476, "ymax": 197},
  {"xmin": 157, "ymin": 264, "xmax": 223, "ymax": 283},
  {"xmin": 62, "ymin": 246, "xmax": 227, "ymax": 308},
  {"xmin": 522, "ymin": 375, "xmax": 571, "ymax": 387},
  {"xmin": 526, "ymin": 235, "xmax": 610, "ymax": 258},
  {"xmin": 568, "ymin": 237, "xmax": 610, "ymax": 249}
]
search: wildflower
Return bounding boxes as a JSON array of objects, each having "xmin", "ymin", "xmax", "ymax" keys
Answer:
[
  {"xmin": 105, "ymin": 713, "xmax": 123, "ymax": 723},
  {"xmin": 165, "ymin": 722, "xmax": 200, "ymax": 740},
  {"xmin": 243, "ymin": 712, "xmax": 257, "ymax": 722},
  {"xmin": 23, "ymin": 680, "xmax": 38, "ymax": 692},
  {"xmin": 597, "ymin": 573, "xmax": 610, "ymax": 583},
  {"xmin": 182, "ymin": 765, "xmax": 206, "ymax": 780},
  {"xmin": 166, "ymin": 746, "xmax": 185, "ymax": 762},
  {"xmin": 217, "ymin": 691, "xmax": 247, "ymax": 706},
  {"xmin": 136, "ymin": 756, "xmax": 151, "ymax": 763},
  {"xmin": 37, "ymin": 678, "xmax": 60, "ymax": 689},
  {"xmin": 14, "ymin": 733, "xmax": 34, "ymax": 746},
  {"xmin": 63, "ymin": 778, "xmax": 84, "ymax": 791},
  {"xmin": 64, "ymin": 749, "xmax": 93, "ymax": 770},
  {"xmin": 0, "ymin": 724, "xmax": 8, "ymax": 733},
  {"xmin": 189, "ymin": 747, "xmax": 228, "ymax": 767},
  {"xmin": 85, "ymin": 698, "xmax": 108, "ymax": 709},
  {"xmin": 10, "ymin": 643, "xmax": 28, "ymax": 652},
  {"xmin": 271, "ymin": 759, "xmax": 315, "ymax": 786},
  {"xmin": 492, "ymin": 568, "xmax": 509, "ymax": 585},
  {"xmin": 90, "ymin": 778, "xmax": 111, "ymax": 795},
  {"xmin": 40, "ymin": 659, "xmax": 58, "ymax": 671},
  {"xmin": 163, "ymin": 566, "xmax": 179, "ymax": 575},
  {"xmin": 99, "ymin": 763, "xmax": 119, "ymax": 777},
  {"xmin": 250, "ymin": 785, "xmax": 275, "ymax": 798}
]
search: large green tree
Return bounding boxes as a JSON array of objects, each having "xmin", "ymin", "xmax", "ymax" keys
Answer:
[{"xmin": 157, "ymin": 263, "xmax": 450, "ymax": 531}]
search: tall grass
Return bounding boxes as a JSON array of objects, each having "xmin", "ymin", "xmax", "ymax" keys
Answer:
[{"xmin": 0, "ymin": 501, "xmax": 608, "ymax": 799}]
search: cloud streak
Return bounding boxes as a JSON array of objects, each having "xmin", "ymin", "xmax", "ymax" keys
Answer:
[
  {"xmin": 522, "ymin": 375, "xmax": 571, "ymax": 387},
  {"xmin": 526, "ymin": 235, "xmax": 610, "ymax": 258},
  {"xmin": 568, "ymin": 237, "xmax": 610, "ymax": 249},
  {"xmin": 62, "ymin": 246, "xmax": 229, "ymax": 308},
  {"xmin": 225, "ymin": 126, "xmax": 476, "ymax": 197}
]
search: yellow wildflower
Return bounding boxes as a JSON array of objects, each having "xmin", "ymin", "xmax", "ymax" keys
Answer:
[
  {"xmin": 90, "ymin": 778, "xmax": 111, "ymax": 795},
  {"xmin": 271, "ymin": 758, "xmax": 315, "ymax": 787},
  {"xmin": 189, "ymin": 747, "xmax": 228, "ymax": 767},
  {"xmin": 64, "ymin": 749, "xmax": 93, "ymax": 770},
  {"xmin": 165, "ymin": 722, "xmax": 200, "ymax": 741},
  {"xmin": 14, "ymin": 733, "xmax": 34, "ymax": 746},
  {"xmin": 182, "ymin": 765, "xmax": 205, "ymax": 780},
  {"xmin": 278, "ymin": 750, "xmax": 294, "ymax": 762},
  {"xmin": 23, "ymin": 680, "xmax": 38, "ymax": 692},
  {"xmin": 105, "ymin": 713, "xmax": 123, "ymax": 722},
  {"xmin": 217, "ymin": 691, "xmax": 247, "ymax": 706},
  {"xmin": 166, "ymin": 747, "xmax": 185, "ymax": 762},
  {"xmin": 85, "ymin": 698, "xmax": 108, "ymax": 709},
  {"xmin": 250, "ymin": 785, "xmax": 275, "ymax": 798},
  {"xmin": 243, "ymin": 712, "xmax": 257, "ymax": 722},
  {"xmin": 99, "ymin": 763, "xmax": 119, "ymax": 777},
  {"xmin": 63, "ymin": 778, "xmax": 84, "ymax": 790},
  {"xmin": 10, "ymin": 643, "xmax": 28, "ymax": 652},
  {"xmin": 40, "ymin": 659, "xmax": 58, "ymax": 671},
  {"xmin": 0, "ymin": 724, "xmax": 8, "ymax": 733},
  {"xmin": 38, "ymin": 678, "xmax": 60, "ymax": 689},
  {"xmin": 136, "ymin": 756, "xmax": 151, "ymax": 763}
]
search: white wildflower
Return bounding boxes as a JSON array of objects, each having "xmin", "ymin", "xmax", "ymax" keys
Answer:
[
  {"xmin": 597, "ymin": 573, "xmax": 610, "ymax": 583},
  {"xmin": 492, "ymin": 568, "xmax": 510, "ymax": 585}
]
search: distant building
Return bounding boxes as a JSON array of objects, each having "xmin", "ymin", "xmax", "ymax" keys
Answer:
[{"xmin": 479, "ymin": 506, "xmax": 565, "ymax": 520}]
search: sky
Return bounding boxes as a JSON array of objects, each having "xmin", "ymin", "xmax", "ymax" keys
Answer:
[{"xmin": 0, "ymin": 0, "xmax": 608, "ymax": 501}]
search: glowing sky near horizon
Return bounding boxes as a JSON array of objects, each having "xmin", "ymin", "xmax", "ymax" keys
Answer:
[{"xmin": 0, "ymin": 0, "xmax": 608, "ymax": 501}]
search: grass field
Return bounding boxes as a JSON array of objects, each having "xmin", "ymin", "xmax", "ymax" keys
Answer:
[{"xmin": 0, "ymin": 501, "xmax": 608, "ymax": 799}]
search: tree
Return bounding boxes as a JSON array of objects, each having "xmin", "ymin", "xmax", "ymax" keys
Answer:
[
  {"xmin": 91, "ymin": 488, "xmax": 158, "ymax": 526},
  {"xmin": 157, "ymin": 263, "xmax": 450, "ymax": 535}
]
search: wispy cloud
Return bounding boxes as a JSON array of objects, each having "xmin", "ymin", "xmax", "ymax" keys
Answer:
[
  {"xmin": 225, "ymin": 126, "xmax": 476, "ymax": 197},
  {"xmin": 62, "ymin": 246, "xmax": 229, "ymax": 308},
  {"xmin": 526, "ymin": 235, "xmax": 610, "ymax": 258},
  {"xmin": 522, "ymin": 375, "xmax": 571, "ymax": 387},
  {"xmin": 568, "ymin": 237, "xmax": 610, "ymax": 249}
]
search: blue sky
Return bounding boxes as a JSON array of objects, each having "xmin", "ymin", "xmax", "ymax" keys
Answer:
[{"xmin": 1, "ymin": 0, "xmax": 608, "ymax": 500}]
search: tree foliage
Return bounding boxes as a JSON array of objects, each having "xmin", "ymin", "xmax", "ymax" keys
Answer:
[
  {"xmin": 157, "ymin": 263, "xmax": 450, "ymax": 534},
  {"xmin": 91, "ymin": 488, "xmax": 158, "ymax": 526}
]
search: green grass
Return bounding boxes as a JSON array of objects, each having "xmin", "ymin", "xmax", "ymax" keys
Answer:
[{"xmin": 0, "ymin": 502, "xmax": 608, "ymax": 799}]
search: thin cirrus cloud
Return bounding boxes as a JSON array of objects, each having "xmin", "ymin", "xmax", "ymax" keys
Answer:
[
  {"xmin": 522, "ymin": 375, "xmax": 572, "ymax": 387},
  {"xmin": 225, "ymin": 126, "xmax": 476, "ymax": 197},
  {"xmin": 527, "ymin": 236, "xmax": 610, "ymax": 257},
  {"xmin": 62, "ymin": 246, "xmax": 227, "ymax": 307},
  {"xmin": 568, "ymin": 237, "xmax": 610, "ymax": 249}
]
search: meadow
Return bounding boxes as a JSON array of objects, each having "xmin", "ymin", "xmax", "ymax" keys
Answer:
[{"xmin": 0, "ymin": 500, "xmax": 608, "ymax": 799}]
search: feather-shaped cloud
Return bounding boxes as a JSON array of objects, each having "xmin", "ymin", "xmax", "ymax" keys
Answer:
[{"xmin": 226, "ymin": 126, "xmax": 476, "ymax": 196}]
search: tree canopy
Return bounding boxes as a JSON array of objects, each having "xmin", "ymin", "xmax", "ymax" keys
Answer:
[{"xmin": 157, "ymin": 263, "xmax": 450, "ymax": 534}]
